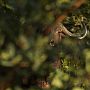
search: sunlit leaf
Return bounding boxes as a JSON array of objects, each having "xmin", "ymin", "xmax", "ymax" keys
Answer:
[{"xmin": 72, "ymin": 87, "xmax": 84, "ymax": 90}]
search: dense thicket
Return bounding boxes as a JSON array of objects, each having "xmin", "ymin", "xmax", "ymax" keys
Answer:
[{"xmin": 0, "ymin": 0, "xmax": 90, "ymax": 90}]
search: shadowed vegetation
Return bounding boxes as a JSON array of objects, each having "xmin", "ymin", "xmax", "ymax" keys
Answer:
[{"xmin": 0, "ymin": 0, "xmax": 90, "ymax": 90}]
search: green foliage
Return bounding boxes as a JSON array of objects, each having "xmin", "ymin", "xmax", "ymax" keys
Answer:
[{"xmin": 0, "ymin": 0, "xmax": 90, "ymax": 90}]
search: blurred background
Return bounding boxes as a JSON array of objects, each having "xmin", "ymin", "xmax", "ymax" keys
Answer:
[{"xmin": 0, "ymin": 0, "xmax": 90, "ymax": 90}]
